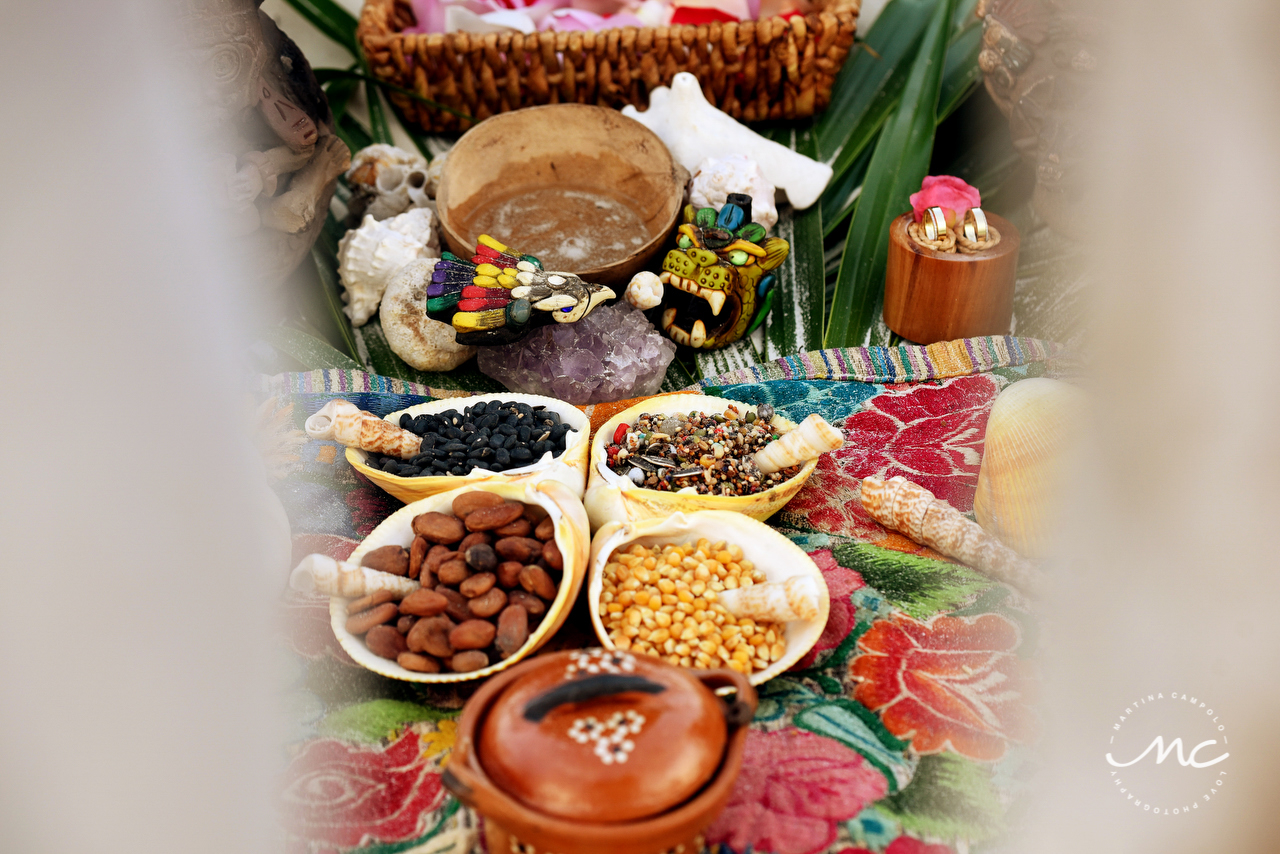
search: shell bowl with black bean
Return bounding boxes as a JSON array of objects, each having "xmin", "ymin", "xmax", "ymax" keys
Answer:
[
  {"xmin": 335, "ymin": 480, "xmax": 590, "ymax": 683},
  {"xmin": 584, "ymin": 394, "xmax": 820, "ymax": 528},
  {"xmin": 347, "ymin": 393, "xmax": 591, "ymax": 504}
]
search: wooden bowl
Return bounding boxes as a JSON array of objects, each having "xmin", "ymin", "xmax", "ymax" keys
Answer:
[
  {"xmin": 435, "ymin": 104, "xmax": 686, "ymax": 288},
  {"xmin": 883, "ymin": 212, "xmax": 1021, "ymax": 344},
  {"xmin": 347, "ymin": 392, "xmax": 591, "ymax": 504},
  {"xmin": 587, "ymin": 511, "xmax": 830, "ymax": 686},
  {"xmin": 583, "ymin": 394, "xmax": 819, "ymax": 529},
  {"xmin": 335, "ymin": 480, "xmax": 590, "ymax": 683}
]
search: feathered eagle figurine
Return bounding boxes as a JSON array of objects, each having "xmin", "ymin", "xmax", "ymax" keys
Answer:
[{"xmin": 426, "ymin": 235, "xmax": 616, "ymax": 346}]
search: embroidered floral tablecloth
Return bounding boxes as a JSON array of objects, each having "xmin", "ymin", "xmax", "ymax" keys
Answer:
[{"xmin": 267, "ymin": 336, "xmax": 1060, "ymax": 854}]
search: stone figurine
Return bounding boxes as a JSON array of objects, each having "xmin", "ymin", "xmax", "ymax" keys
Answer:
[
  {"xmin": 181, "ymin": 0, "xmax": 350, "ymax": 283},
  {"xmin": 426, "ymin": 235, "xmax": 616, "ymax": 346},
  {"xmin": 625, "ymin": 194, "xmax": 789, "ymax": 349}
]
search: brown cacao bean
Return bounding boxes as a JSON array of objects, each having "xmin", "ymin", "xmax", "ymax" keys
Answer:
[
  {"xmin": 467, "ymin": 587, "xmax": 507, "ymax": 618},
  {"xmin": 399, "ymin": 588, "xmax": 449, "ymax": 617},
  {"xmin": 425, "ymin": 544, "xmax": 454, "ymax": 573},
  {"xmin": 458, "ymin": 572, "xmax": 496, "ymax": 598},
  {"xmin": 436, "ymin": 558, "xmax": 470, "ymax": 586},
  {"xmin": 494, "ymin": 517, "xmax": 532, "ymax": 538},
  {"xmin": 365, "ymin": 625, "xmax": 408, "ymax": 659},
  {"xmin": 347, "ymin": 589, "xmax": 395, "ymax": 616},
  {"xmin": 438, "ymin": 588, "xmax": 472, "ymax": 622},
  {"xmin": 534, "ymin": 515, "xmax": 555, "ymax": 541},
  {"xmin": 496, "ymin": 561, "xmax": 524, "ymax": 589},
  {"xmin": 361, "ymin": 545, "xmax": 409, "ymax": 576},
  {"xmin": 412, "ymin": 512, "xmax": 465, "ymax": 544},
  {"xmin": 464, "ymin": 543, "xmax": 497, "ymax": 572},
  {"xmin": 407, "ymin": 615, "xmax": 455, "ymax": 657},
  {"xmin": 345, "ymin": 602, "xmax": 398, "ymax": 635},
  {"xmin": 397, "ymin": 652, "xmax": 441, "ymax": 673},
  {"xmin": 451, "ymin": 491, "xmax": 506, "ymax": 519},
  {"xmin": 464, "ymin": 502, "xmax": 525, "ymax": 532},
  {"xmin": 522, "ymin": 502, "xmax": 549, "ymax": 524},
  {"xmin": 449, "ymin": 619, "xmax": 497, "ymax": 650},
  {"xmin": 449, "ymin": 650, "xmax": 489, "ymax": 672},
  {"xmin": 408, "ymin": 536, "xmax": 428, "ymax": 580},
  {"xmin": 495, "ymin": 536, "xmax": 543, "ymax": 563},
  {"xmin": 542, "ymin": 539, "xmax": 564, "ymax": 571},
  {"xmin": 518, "ymin": 565, "xmax": 558, "ymax": 601},
  {"xmin": 396, "ymin": 615, "xmax": 418, "ymax": 634},
  {"xmin": 507, "ymin": 589, "xmax": 546, "ymax": 617},
  {"xmin": 458, "ymin": 531, "xmax": 492, "ymax": 553},
  {"xmin": 495, "ymin": 605, "xmax": 529, "ymax": 659}
]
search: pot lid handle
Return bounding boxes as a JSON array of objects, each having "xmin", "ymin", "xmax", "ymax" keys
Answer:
[{"xmin": 522, "ymin": 674, "xmax": 666, "ymax": 722}]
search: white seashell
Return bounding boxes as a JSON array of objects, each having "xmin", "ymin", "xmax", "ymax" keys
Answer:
[
  {"xmin": 380, "ymin": 258, "xmax": 477, "ymax": 371},
  {"xmin": 345, "ymin": 144, "xmax": 431, "ymax": 221},
  {"xmin": 752, "ymin": 413, "xmax": 843, "ymax": 474},
  {"xmin": 289, "ymin": 554, "xmax": 419, "ymax": 599},
  {"xmin": 624, "ymin": 271, "xmax": 664, "ymax": 310},
  {"xmin": 588, "ymin": 510, "xmax": 830, "ymax": 686},
  {"xmin": 338, "ymin": 209, "xmax": 439, "ymax": 326},
  {"xmin": 621, "ymin": 73, "xmax": 833, "ymax": 210},
  {"xmin": 718, "ymin": 575, "xmax": 822, "ymax": 622},
  {"xmin": 305, "ymin": 399, "xmax": 423, "ymax": 459},
  {"xmin": 689, "ymin": 154, "xmax": 778, "ymax": 230},
  {"xmin": 974, "ymin": 378, "xmax": 1086, "ymax": 559}
]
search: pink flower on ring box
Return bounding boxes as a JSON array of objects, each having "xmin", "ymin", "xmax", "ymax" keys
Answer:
[
  {"xmin": 839, "ymin": 837, "xmax": 955, "ymax": 854},
  {"xmin": 909, "ymin": 175, "xmax": 981, "ymax": 228}
]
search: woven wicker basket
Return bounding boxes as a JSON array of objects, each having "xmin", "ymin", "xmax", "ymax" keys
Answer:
[{"xmin": 357, "ymin": 0, "xmax": 860, "ymax": 132}]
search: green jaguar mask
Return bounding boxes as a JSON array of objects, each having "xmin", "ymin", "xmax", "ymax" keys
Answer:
[{"xmin": 658, "ymin": 194, "xmax": 788, "ymax": 349}]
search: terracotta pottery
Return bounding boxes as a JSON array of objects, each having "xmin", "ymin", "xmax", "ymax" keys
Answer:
[
  {"xmin": 436, "ymin": 104, "xmax": 687, "ymax": 288},
  {"xmin": 445, "ymin": 649, "xmax": 756, "ymax": 854}
]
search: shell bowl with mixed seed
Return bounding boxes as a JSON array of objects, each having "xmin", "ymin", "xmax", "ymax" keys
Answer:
[
  {"xmin": 348, "ymin": 392, "xmax": 591, "ymax": 504},
  {"xmin": 584, "ymin": 394, "xmax": 818, "ymax": 528},
  {"xmin": 588, "ymin": 510, "xmax": 829, "ymax": 686}
]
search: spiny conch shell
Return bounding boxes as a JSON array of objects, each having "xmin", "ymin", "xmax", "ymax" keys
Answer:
[
  {"xmin": 859, "ymin": 475, "xmax": 1044, "ymax": 596},
  {"xmin": 974, "ymin": 378, "xmax": 1085, "ymax": 559},
  {"xmin": 718, "ymin": 575, "xmax": 822, "ymax": 622},
  {"xmin": 346, "ymin": 144, "xmax": 431, "ymax": 221},
  {"xmin": 588, "ymin": 510, "xmax": 830, "ymax": 686},
  {"xmin": 289, "ymin": 554, "xmax": 419, "ymax": 599},
  {"xmin": 752, "ymin": 414, "xmax": 844, "ymax": 474},
  {"xmin": 338, "ymin": 208, "xmax": 440, "ymax": 326},
  {"xmin": 305, "ymin": 399, "xmax": 422, "ymax": 459}
]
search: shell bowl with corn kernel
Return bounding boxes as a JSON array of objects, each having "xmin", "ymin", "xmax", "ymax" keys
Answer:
[
  {"xmin": 584, "ymin": 394, "xmax": 821, "ymax": 529},
  {"xmin": 347, "ymin": 392, "xmax": 591, "ymax": 505},
  {"xmin": 337, "ymin": 479, "xmax": 590, "ymax": 683},
  {"xmin": 588, "ymin": 510, "xmax": 829, "ymax": 686}
]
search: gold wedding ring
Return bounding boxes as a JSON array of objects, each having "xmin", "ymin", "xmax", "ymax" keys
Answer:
[
  {"xmin": 963, "ymin": 207, "xmax": 989, "ymax": 242},
  {"xmin": 922, "ymin": 206, "xmax": 947, "ymax": 241}
]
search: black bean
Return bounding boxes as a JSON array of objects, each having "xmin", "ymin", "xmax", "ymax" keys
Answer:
[
  {"xmin": 449, "ymin": 452, "xmax": 468, "ymax": 462},
  {"xmin": 550, "ymin": 424, "xmax": 570, "ymax": 440},
  {"xmin": 401, "ymin": 465, "xmax": 422, "ymax": 476},
  {"xmin": 510, "ymin": 447, "xmax": 533, "ymax": 463},
  {"xmin": 493, "ymin": 448, "xmax": 511, "ymax": 466},
  {"xmin": 381, "ymin": 458, "xmax": 399, "ymax": 472},
  {"xmin": 400, "ymin": 414, "xmax": 413, "ymax": 428},
  {"xmin": 532, "ymin": 441, "xmax": 550, "ymax": 457},
  {"xmin": 471, "ymin": 460, "xmax": 490, "ymax": 470},
  {"xmin": 419, "ymin": 434, "xmax": 437, "ymax": 448},
  {"xmin": 496, "ymin": 423, "xmax": 516, "ymax": 437},
  {"xmin": 450, "ymin": 465, "xmax": 466, "ymax": 476},
  {"xmin": 516, "ymin": 425, "xmax": 531, "ymax": 443},
  {"xmin": 488, "ymin": 434, "xmax": 505, "ymax": 449},
  {"xmin": 442, "ymin": 442, "xmax": 468, "ymax": 454},
  {"xmin": 470, "ymin": 401, "xmax": 489, "ymax": 415},
  {"xmin": 444, "ymin": 427, "xmax": 463, "ymax": 440},
  {"xmin": 441, "ymin": 409, "xmax": 460, "ymax": 421},
  {"xmin": 515, "ymin": 403, "xmax": 532, "ymax": 417},
  {"xmin": 542, "ymin": 411, "xmax": 561, "ymax": 425},
  {"xmin": 468, "ymin": 435, "xmax": 488, "ymax": 450},
  {"xmin": 503, "ymin": 434, "xmax": 519, "ymax": 450}
]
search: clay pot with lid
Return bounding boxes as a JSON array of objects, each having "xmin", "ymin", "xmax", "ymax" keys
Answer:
[{"xmin": 444, "ymin": 648, "xmax": 757, "ymax": 854}]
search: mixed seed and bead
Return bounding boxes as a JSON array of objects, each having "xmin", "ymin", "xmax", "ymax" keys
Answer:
[
  {"xmin": 600, "ymin": 539, "xmax": 786, "ymax": 676},
  {"xmin": 602, "ymin": 404, "xmax": 800, "ymax": 495}
]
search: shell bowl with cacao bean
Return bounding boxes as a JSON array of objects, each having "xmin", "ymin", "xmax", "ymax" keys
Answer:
[
  {"xmin": 584, "ymin": 394, "xmax": 820, "ymax": 529},
  {"xmin": 336, "ymin": 480, "xmax": 590, "ymax": 682},
  {"xmin": 588, "ymin": 510, "xmax": 829, "ymax": 686},
  {"xmin": 347, "ymin": 392, "xmax": 591, "ymax": 505}
]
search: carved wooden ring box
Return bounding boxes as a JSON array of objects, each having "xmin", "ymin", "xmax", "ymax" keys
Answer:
[
  {"xmin": 883, "ymin": 211, "xmax": 1020, "ymax": 344},
  {"xmin": 444, "ymin": 648, "xmax": 756, "ymax": 854}
]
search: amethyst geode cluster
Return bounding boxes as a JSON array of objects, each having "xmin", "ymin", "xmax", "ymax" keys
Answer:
[{"xmin": 477, "ymin": 303, "xmax": 676, "ymax": 404}]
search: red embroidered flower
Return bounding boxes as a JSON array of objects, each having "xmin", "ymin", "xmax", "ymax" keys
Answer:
[
  {"xmin": 782, "ymin": 376, "xmax": 999, "ymax": 541},
  {"xmin": 280, "ymin": 730, "xmax": 445, "ymax": 850},
  {"xmin": 850, "ymin": 613, "xmax": 1035, "ymax": 762},
  {"xmin": 792, "ymin": 550, "xmax": 864, "ymax": 670},
  {"xmin": 840, "ymin": 837, "xmax": 955, "ymax": 854},
  {"xmin": 706, "ymin": 729, "xmax": 888, "ymax": 854},
  {"xmin": 909, "ymin": 175, "xmax": 981, "ymax": 226}
]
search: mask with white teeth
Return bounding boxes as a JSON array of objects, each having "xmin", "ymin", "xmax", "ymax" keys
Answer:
[{"xmin": 652, "ymin": 193, "xmax": 788, "ymax": 350}]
